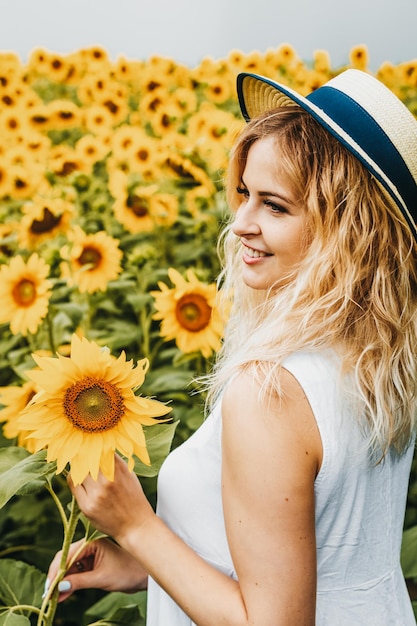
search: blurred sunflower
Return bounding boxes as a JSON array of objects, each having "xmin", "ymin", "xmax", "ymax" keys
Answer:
[
  {"xmin": 110, "ymin": 126, "xmax": 161, "ymax": 175},
  {"xmin": 162, "ymin": 153, "xmax": 216, "ymax": 195},
  {"xmin": 48, "ymin": 144, "xmax": 86, "ymax": 177},
  {"xmin": 18, "ymin": 192, "xmax": 74, "ymax": 249},
  {"xmin": 0, "ymin": 157, "xmax": 11, "ymax": 197},
  {"xmin": 313, "ymin": 49, "xmax": 332, "ymax": 74},
  {"xmin": 112, "ymin": 180, "xmax": 160, "ymax": 233},
  {"xmin": 83, "ymin": 104, "xmax": 115, "ymax": 136},
  {"xmin": 0, "ymin": 380, "xmax": 39, "ymax": 451},
  {"xmin": 0, "ymin": 253, "xmax": 52, "ymax": 336},
  {"xmin": 42, "ymin": 52, "xmax": 72, "ymax": 83},
  {"xmin": 202, "ymin": 75, "xmax": 234, "ymax": 105},
  {"xmin": 17, "ymin": 334, "xmax": 172, "ymax": 485},
  {"xmin": 349, "ymin": 44, "xmax": 369, "ymax": 71},
  {"xmin": 47, "ymin": 99, "xmax": 83, "ymax": 129},
  {"xmin": 151, "ymin": 267, "xmax": 224, "ymax": 358},
  {"xmin": 74, "ymin": 134, "xmax": 110, "ymax": 168},
  {"xmin": 60, "ymin": 226, "xmax": 123, "ymax": 293}
]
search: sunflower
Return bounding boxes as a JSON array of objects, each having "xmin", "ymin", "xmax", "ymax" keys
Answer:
[
  {"xmin": 112, "ymin": 181, "xmax": 160, "ymax": 234},
  {"xmin": 263, "ymin": 43, "xmax": 299, "ymax": 77},
  {"xmin": 349, "ymin": 44, "xmax": 369, "ymax": 71},
  {"xmin": 17, "ymin": 334, "xmax": 172, "ymax": 485},
  {"xmin": 60, "ymin": 226, "xmax": 123, "ymax": 294},
  {"xmin": 74, "ymin": 134, "xmax": 110, "ymax": 167},
  {"xmin": 202, "ymin": 75, "xmax": 234, "ymax": 105},
  {"xmin": 18, "ymin": 192, "xmax": 74, "ymax": 249},
  {"xmin": 83, "ymin": 104, "xmax": 115, "ymax": 135},
  {"xmin": 0, "ymin": 253, "xmax": 52, "ymax": 336},
  {"xmin": 0, "ymin": 380, "xmax": 39, "ymax": 452},
  {"xmin": 0, "ymin": 157, "xmax": 11, "ymax": 197},
  {"xmin": 313, "ymin": 49, "xmax": 332, "ymax": 74},
  {"xmin": 47, "ymin": 145, "xmax": 86, "ymax": 177},
  {"xmin": 151, "ymin": 268, "xmax": 224, "ymax": 358},
  {"xmin": 47, "ymin": 99, "xmax": 83, "ymax": 130}
]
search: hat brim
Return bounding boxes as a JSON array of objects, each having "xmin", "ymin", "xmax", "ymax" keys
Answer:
[{"xmin": 237, "ymin": 71, "xmax": 417, "ymax": 240}]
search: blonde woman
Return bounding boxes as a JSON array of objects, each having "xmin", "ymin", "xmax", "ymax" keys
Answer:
[{"xmin": 47, "ymin": 69, "xmax": 417, "ymax": 625}]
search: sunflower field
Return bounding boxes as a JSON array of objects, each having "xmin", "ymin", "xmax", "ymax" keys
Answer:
[{"xmin": 0, "ymin": 42, "xmax": 417, "ymax": 624}]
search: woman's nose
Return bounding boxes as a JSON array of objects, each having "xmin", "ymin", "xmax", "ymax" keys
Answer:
[{"xmin": 232, "ymin": 203, "xmax": 261, "ymax": 237}]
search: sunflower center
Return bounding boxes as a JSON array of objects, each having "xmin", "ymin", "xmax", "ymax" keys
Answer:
[
  {"xmin": 30, "ymin": 207, "xmax": 62, "ymax": 234},
  {"xmin": 128, "ymin": 194, "xmax": 149, "ymax": 217},
  {"xmin": 12, "ymin": 279, "xmax": 36, "ymax": 307},
  {"xmin": 175, "ymin": 293, "xmax": 212, "ymax": 332},
  {"xmin": 78, "ymin": 246, "xmax": 101, "ymax": 269},
  {"xmin": 64, "ymin": 377, "xmax": 125, "ymax": 432}
]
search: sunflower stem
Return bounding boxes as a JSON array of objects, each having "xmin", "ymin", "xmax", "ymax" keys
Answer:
[
  {"xmin": 38, "ymin": 496, "xmax": 81, "ymax": 626},
  {"xmin": 45, "ymin": 481, "xmax": 69, "ymax": 532}
]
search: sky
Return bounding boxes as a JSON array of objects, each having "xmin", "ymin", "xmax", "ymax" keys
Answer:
[{"xmin": 0, "ymin": 0, "xmax": 416, "ymax": 71}]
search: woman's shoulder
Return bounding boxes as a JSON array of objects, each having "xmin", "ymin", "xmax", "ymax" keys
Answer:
[{"xmin": 221, "ymin": 363, "xmax": 323, "ymax": 476}]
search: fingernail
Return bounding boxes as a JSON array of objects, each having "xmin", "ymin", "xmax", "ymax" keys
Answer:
[
  {"xmin": 42, "ymin": 578, "xmax": 50, "ymax": 599},
  {"xmin": 58, "ymin": 580, "xmax": 72, "ymax": 593}
]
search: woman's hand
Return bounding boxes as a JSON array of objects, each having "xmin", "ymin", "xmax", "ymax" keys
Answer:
[
  {"xmin": 68, "ymin": 453, "xmax": 155, "ymax": 542},
  {"xmin": 46, "ymin": 537, "xmax": 148, "ymax": 601}
]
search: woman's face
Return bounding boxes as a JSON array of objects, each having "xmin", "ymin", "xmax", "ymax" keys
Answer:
[{"xmin": 232, "ymin": 136, "xmax": 308, "ymax": 291}]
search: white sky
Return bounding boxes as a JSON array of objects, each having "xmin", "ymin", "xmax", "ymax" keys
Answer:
[{"xmin": 0, "ymin": 0, "xmax": 416, "ymax": 70}]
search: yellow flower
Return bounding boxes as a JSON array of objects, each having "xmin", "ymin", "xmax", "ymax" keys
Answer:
[
  {"xmin": 0, "ymin": 253, "xmax": 52, "ymax": 336},
  {"xmin": 17, "ymin": 334, "xmax": 172, "ymax": 485},
  {"xmin": 151, "ymin": 268, "xmax": 224, "ymax": 358},
  {"xmin": 0, "ymin": 381, "xmax": 39, "ymax": 452},
  {"xmin": 162, "ymin": 153, "xmax": 216, "ymax": 195},
  {"xmin": 202, "ymin": 75, "xmax": 234, "ymax": 105},
  {"xmin": 0, "ymin": 157, "xmax": 11, "ymax": 197},
  {"xmin": 150, "ymin": 193, "xmax": 179, "ymax": 227},
  {"xmin": 47, "ymin": 145, "xmax": 86, "ymax": 177},
  {"xmin": 112, "ymin": 180, "xmax": 161, "ymax": 233},
  {"xmin": 8, "ymin": 163, "xmax": 46, "ymax": 199},
  {"xmin": 42, "ymin": 52, "xmax": 72, "ymax": 83},
  {"xmin": 60, "ymin": 227, "xmax": 123, "ymax": 294},
  {"xmin": 83, "ymin": 104, "xmax": 115, "ymax": 135},
  {"xmin": 18, "ymin": 191, "xmax": 75, "ymax": 249},
  {"xmin": 47, "ymin": 99, "xmax": 83, "ymax": 129},
  {"xmin": 349, "ymin": 44, "xmax": 369, "ymax": 71},
  {"xmin": 74, "ymin": 134, "xmax": 110, "ymax": 167},
  {"xmin": 313, "ymin": 49, "xmax": 332, "ymax": 74},
  {"xmin": 110, "ymin": 126, "xmax": 161, "ymax": 174}
]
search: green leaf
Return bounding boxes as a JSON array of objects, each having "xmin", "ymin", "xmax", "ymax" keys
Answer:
[
  {"xmin": 0, "ymin": 448, "xmax": 29, "ymax": 474},
  {"xmin": 144, "ymin": 368, "xmax": 194, "ymax": 393},
  {"xmin": 0, "ymin": 611, "xmax": 31, "ymax": 625},
  {"xmin": 0, "ymin": 450, "xmax": 57, "ymax": 509},
  {"xmin": 0, "ymin": 559, "xmax": 44, "ymax": 610},
  {"xmin": 401, "ymin": 525, "xmax": 417, "ymax": 577},
  {"xmin": 133, "ymin": 421, "xmax": 178, "ymax": 477},
  {"xmin": 85, "ymin": 591, "xmax": 146, "ymax": 625}
]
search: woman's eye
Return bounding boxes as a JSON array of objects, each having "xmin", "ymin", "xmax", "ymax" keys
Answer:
[
  {"xmin": 236, "ymin": 186, "xmax": 249, "ymax": 198},
  {"xmin": 264, "ymin": 200, "xmax": 285, "ymax": 213}
]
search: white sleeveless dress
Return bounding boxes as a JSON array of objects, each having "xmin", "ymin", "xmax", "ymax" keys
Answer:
[{"xmin": 146, "ymin": 350, "xmax": 415, "ymax": 625}]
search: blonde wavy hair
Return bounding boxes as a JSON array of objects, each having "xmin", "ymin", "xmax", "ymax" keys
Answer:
[{"xmin": 206, "ymin": 106, "xmax": 417, "ymax": 455}]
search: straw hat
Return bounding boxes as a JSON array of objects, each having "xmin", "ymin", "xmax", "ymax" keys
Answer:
[{"xmin": 237, "ymin": 70, "xmax": 417, "ymax": 240}]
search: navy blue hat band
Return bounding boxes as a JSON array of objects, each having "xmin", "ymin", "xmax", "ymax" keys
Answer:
[{"xmin": 308, "ymin": 86, "xmax": 417, "ymax": 234}]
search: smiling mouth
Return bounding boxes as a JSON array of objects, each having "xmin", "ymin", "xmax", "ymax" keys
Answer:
[{"xmin": 244, "ymin": 246, "xmax": 271, "ymax": 259}]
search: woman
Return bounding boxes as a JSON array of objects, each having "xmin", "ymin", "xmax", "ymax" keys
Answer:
[{"xmin": 47, "ymin": 69, "xmax": 417, "ymax": 625}]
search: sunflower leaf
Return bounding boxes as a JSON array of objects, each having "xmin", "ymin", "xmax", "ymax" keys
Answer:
[
  {"xmin": 84, "ymin": 590, "xmax": 146, "ymax": 625},
  {"xmin": 0, "ymin": 612, "xmax": 31, "ymax": 626},
  {"xmin": 0, "ymin": 449, "xmax": 56, "ymax": 509},
  {"xmin": 133, "ymin": 421, "xmax": 179, "ymax": 477},
  {"xmin": 0, "ymin": 559, "xmax": 44, "ymax": 612}
]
